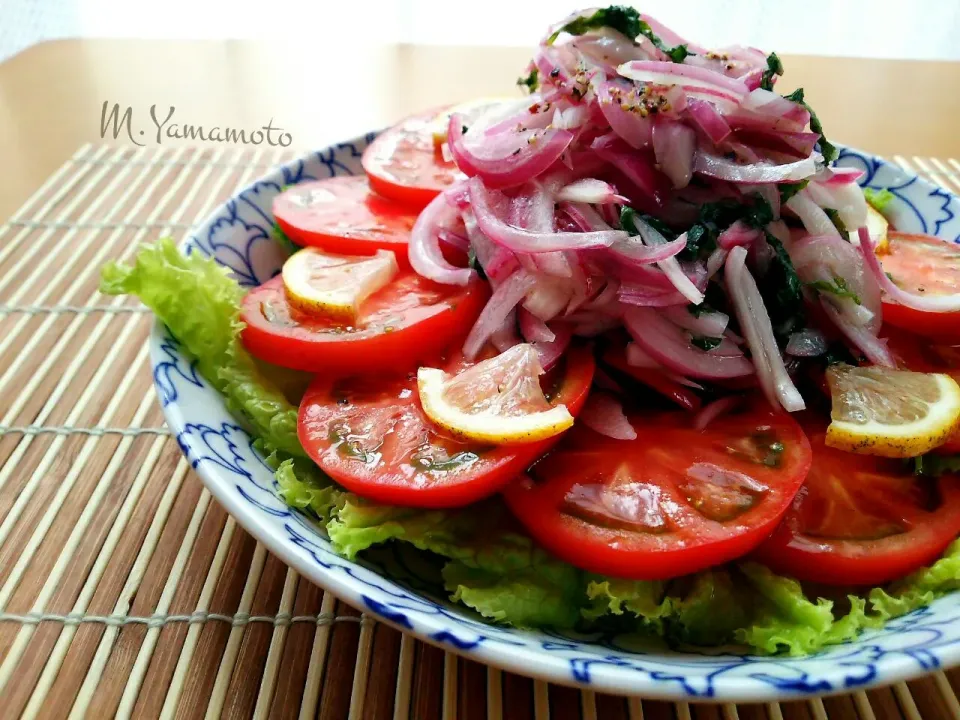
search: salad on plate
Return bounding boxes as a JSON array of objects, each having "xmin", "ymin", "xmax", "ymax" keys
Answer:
[{"xmin": 101, "ymin": 7, "xmax": 960, "ymax": 656}]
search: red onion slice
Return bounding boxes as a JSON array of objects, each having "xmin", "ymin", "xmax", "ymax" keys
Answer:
[
  {"xmin": 686, "ymin": 99, "xmax": 732, "ymax": 144},
  {"xmin": 533, "ymin": 323, "xmax": 572, "ymax": 371},
  {"xmin": 630, "ymin": 216, "xmax": 705, "ymax": 304},
  {"xmin": 624, "ymin": 307, "xmax": 753, "ymax": 379},
  {"xmin": 447, "ymin": 114, "xmax": 574, "ymax": 190},
  {"xmin": 618, "ymin": 60, "xmax": 749, "ymax": 99},
  {"xmin": 694, "ymin": 149, "xmax": 820, "ymax": 184},
  {"xmin": 463, "ymin": 269, "xmax": 537, "ymax": 359},
  {"xmin": 594, "ymin": 80, "xmax": 655, "ymax": 150},
  {"xmin": 519, "ymin": 306, "xmax": 556, "ymax": 342},
  {"xmin": 718, "ymin": 220, "xmax": 763, "ymax": 250},
  {"xmin": 725, "ymin": 246, "xmax": 805, "ymax": 411},
  {"xmin": 859, "ymin": 226, "xmax": 960, "ymax": 313},
  {"xmin": 580, "ymin": 391, "xmax": 637, "ymax": 440},
  {"xmin": 652, "ymin": 119, "xmax": 696, "ymax": 189},
  {"xmin": 555, "ymin": 178, "xmax": 627, "ymax": 204},
  {"xmin": 469, "ymin": 178, "xmax": 627, "ymax": 253},
  {"xmin": 608, "ymin": 232, "xmax": 687, "ymax": 266},
  {"xmin": 409, "ymin": 191, "xmax": 476, "ymax": 286},
  {"xmin": 663, "ymin": 305, "xmax": 729, "ymax": 336},
  {"xmin": 490, "ymin": 309, "xmax": 521, "ymax": 352},
  {"xmin": 786, "ymin": 192, "xmax": 840, "ymax": 238},
  {"xmin": 820, "ymin": 300, "xmax": 895, "ymax": 367}
]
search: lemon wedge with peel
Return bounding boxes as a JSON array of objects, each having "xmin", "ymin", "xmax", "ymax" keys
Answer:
[
  {"xmin": 282, "ymin": 248, "xmax": 398, "ymax": 321},
  {"xmin": 418, "ymin": 343, "xmax": 574, "ymax": 445},
  {"xmin": 826, "ymin": 364, "xmax": 960, "ymax": 457}
]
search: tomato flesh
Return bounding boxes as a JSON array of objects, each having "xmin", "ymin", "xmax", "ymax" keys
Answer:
[
  {"xmin": 273, "ymin": 176, "xmax": 419, "ymax": 260},
  {"xmin": 240, "ymin": 271, "xmax": 488, "ymax": 374},
  {"xmin": 503, "ymin": 399, "xmax": 812, "ymax": 579},
  {"xmin": 753, "ymin": 428, "xmax": 960, "ymax": 585},
  {"xmin": 880, "ymin": 232, "xmax": 960, "ymax": 339},
  {"xmin": 362, "ymin": 109, "xmax": 465, "ymax": 208},
  {"xmin": 297, "ymin": 346, "xmax": 595, "ymax": 507}
]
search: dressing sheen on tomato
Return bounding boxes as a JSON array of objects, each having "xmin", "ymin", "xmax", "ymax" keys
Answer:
[
  {"xmin": 297, "ymin": 346, "xmax": 595, "ymax": 507},
  {"xmin": 362, "ymin": 108, "xmax": 466, "ymax": 208},
  {"xmin": 880, "ymin": 232, "xmax": 960, "ymax": 338},
  {"xmin": 273, "ymin": 176, "xmax": 419, "ymax": 260},
  {"xmin": 503, "ymin": 399, "xmax": 812, "ymax": 580},
  {"xmin": 753, "ymin": 428, "xmax": 960, "ymax": 585},
  {"xmin": 240, "ymin": 271, "xmax": 488, "ymax": 374}
]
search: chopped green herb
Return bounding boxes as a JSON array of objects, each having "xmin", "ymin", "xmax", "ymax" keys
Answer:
[
  {"xmin": 329, "ymin": 427, "xmax": 375, "ymax": 463},
  {"xmin": 757, "ymin": 232, "xmax": 806, "ymax": 341},
  {"xmin": 548, "ymin": 5, "xmax": 642, "ymax": 43},
  {"xmin": 619, "ymin": 207, "xmax": 676, "ymax": 240},
  {"xmin": 691, "ymin": 335, "xmax": 723, "ymax": 351},
  {"xmin": 759, "ymin": 52, "xmax": 784, "ymax": 91},
  {"xmin": 467, "ymin": 246, "xmax": 487, "ymax": 281},
  {"xmin": 783, "ymin": 87, "xmax": 837, "ymax": 162},
  {"xmin": 548, "ymin": 5, "xmax": 691, "ymax": 62},
  {"xmin": 909, "ymin": 453, "xmax": 960, "ymax": 477},
  {"xmin": 806, "ymin": 276, "xmax": 862, "ymax": 305},
  {"xmin": 824, "ymin": 208, "xmax": 848, "ymax": 236},
  {"xmin": 778, "ymin": 180, "xmax": 809, "ymax": 204},
  {"xmin": 864, "ymin": 187, "xmax": 895, "ymax": 213},
  {"xmin": 517, "ymin": 67, "xmax": 539, "ymax": 93},
  {"xmin": 638, "ymin": 22, "xmax": 690, "ymax": 63}
]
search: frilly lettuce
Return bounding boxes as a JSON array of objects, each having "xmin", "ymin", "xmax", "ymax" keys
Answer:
[
  {"xmin": 103, "ymin": 240, "xmax": 960, "ymax": 655},
  {"xmin": 99, "ymin": 238, "xmax": 303, "ymax": 457}
]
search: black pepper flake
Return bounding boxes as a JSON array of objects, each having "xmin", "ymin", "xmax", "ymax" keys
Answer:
[{"xmin": 550, "ymin": 68, "xmax": 560, "ymax": 78}]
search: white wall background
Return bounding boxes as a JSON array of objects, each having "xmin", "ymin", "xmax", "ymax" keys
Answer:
[{"xmin": 3, "ymin": 0, "xmax": 960, "ymax": 62}]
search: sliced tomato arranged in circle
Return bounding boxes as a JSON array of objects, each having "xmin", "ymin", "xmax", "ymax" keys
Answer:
[
  {"xmin": 879, "ymin": 232, "xmax": 960, "ymax": 339},
  {"xmin": 297, "ymin": 345, "xmax": 595, "ymax": 508},
  {"xmin": 753, "ymin": 427, "xmax": 960, "ymax": 585},
  {"xmin": 362, "ymin": 108, "xmax": 466, "ymax": 209},
  {"xmin": 503, "ymin": 398, "xmax": 812, "ymax": 580},
  {"xmin": 273, "ymin": 176, "xmax": 419, "ymax": 260},
  {"xmin": 240, "ymin": 271, "xmax": 488, "ymax": 375}
]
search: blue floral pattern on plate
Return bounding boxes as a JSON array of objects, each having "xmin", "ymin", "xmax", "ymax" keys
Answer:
[{"xmin": 150, "ymin": 137, "xmax": 960, "ymax": 701}]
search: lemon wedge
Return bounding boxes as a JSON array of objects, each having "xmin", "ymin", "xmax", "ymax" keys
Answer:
[
  {"xmin": 826, "ymin": 364, "xmax": 960, "ymax": 457},
  {"xmin": 282, "ymin": 248, "xmax": 398, "ymax": 321},
  {"xmin": 418, "ymin": 343, "xmax": 574, "ymax": 445},
  {"xmin": 849, "ymin": 205, "xmax": 889, "ymax": 251},
  {"xmin": 428, "ymin": 97, "xmax": 519, "ymax": 146}
]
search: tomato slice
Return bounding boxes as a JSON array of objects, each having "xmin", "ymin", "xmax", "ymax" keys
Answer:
[
  {"xmin": 753, "ymin": 427, "xmax": 960, "ymax": 585},
  {"xmin": 240, "ymin": 271, "xmax": 488, "ymax": 375},
  {"xmin": 362, "ymin": 108, "xmax": 466, "ymax": 209},
  {"xmin": 502, "ymin": 398, "xmax": 812, "ymax": 579},
  {"xmin": 880, "ymin": 232, "xmax": 960, "ymax": 339},
  {"xmin": 297, "ymin": 346, "xmax": 595, "ymax": 507},
  {"xmin": 273, "ymin": 177, "xmax": 418, "ymax": 260}
]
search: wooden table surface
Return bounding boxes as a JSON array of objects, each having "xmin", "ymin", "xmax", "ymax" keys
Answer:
[{"xmin": 1, "ymin": 38, "xmax": 960, "ymax": 221}]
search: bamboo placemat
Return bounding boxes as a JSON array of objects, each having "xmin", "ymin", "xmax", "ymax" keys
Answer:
[{"xmin": 0, "ymin": 144, "xmax": 959, "ymax": 720}]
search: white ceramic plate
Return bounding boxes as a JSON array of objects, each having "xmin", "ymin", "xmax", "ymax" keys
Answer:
[{"xmin": 152, "ymin": 134, "xmax": 960, "ymax": 701}]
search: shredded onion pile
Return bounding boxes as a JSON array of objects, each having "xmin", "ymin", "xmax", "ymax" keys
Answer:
[{"xmin": 408, "ymin": 6, "xmax": 910, "ymax": 424}]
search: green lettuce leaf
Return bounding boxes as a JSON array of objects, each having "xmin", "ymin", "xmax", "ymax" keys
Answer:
[
  {"xmin": 864, "ymin": 188, "xmax": 895, "ymax": 214},
  {"xmin": 99, "ymin": 238, "xmax": 304, "ymax": 456}
]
